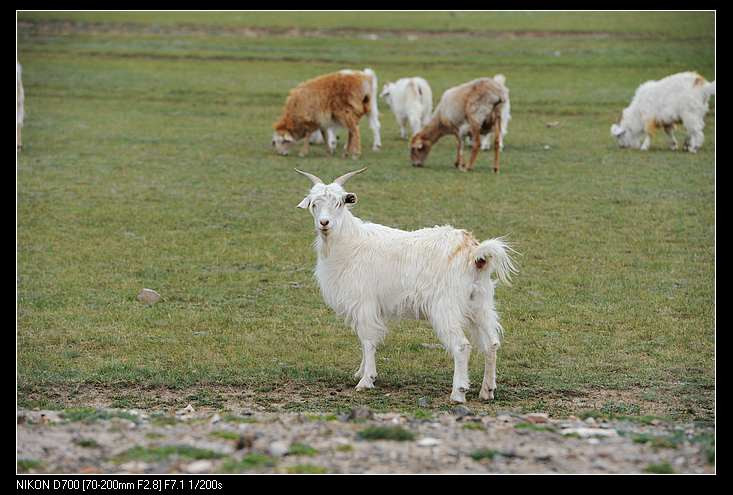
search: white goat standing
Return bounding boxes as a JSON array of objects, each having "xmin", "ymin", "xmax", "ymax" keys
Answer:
[
  {"xmin": 380, "ymin": 77, "xmax": 433, "ymax": 139},
  {"xmin": 295, "ymin": 168, "xmax": 517, "ymax": 403},
  {"xmin": 611, "ymin": 71, "xmax": 715, "ymax": 153}
]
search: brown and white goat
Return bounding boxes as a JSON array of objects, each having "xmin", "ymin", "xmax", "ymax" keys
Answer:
[
  {"xmin": 272, "ymin": 69, "xmax": 379, "ymax": 159},
  {"xmin": 410, "ymin": 77, "xmax": 508, "ymax": 173}
]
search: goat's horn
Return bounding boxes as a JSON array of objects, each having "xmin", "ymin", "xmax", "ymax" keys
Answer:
[
  {"xmin": 294, "ymin": 168, "xmax": 324, "ymax": 185},
  {"xmin": 333, "ymin": 167, "xmax": 368, "ymax": 186}
]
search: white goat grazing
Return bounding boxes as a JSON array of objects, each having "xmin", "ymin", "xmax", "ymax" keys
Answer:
[
  {"xmin": 461, "ymin": 74, "xmax": 511, "ymax": 151},
  {"xmin": 295, "ymin": 168, "xmax": 517, "ymax": 403},
  {"xmin": 380, "ymin": 77, "xmax": 433, "ymax": 139},
  {"xmin": 611, "ymin": 71, "xmax": 715, "ymax": 153},
  {"xmin": 17, "ymin": 60, "xmax": 25, "ymax": 150}
]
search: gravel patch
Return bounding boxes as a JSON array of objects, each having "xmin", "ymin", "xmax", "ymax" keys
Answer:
[{"xmin": 16, "ymin": 407, "xmax": 714, "ymax": 474}]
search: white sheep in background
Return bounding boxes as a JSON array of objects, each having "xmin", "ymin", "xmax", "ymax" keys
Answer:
[
  {"xmin": 461, "ymin": 74, "xmax": 511, "ymax": 151},
  {"xmin": 410, "ymin": 77, "xmax": 508, "ymax": 173},
  {"xmin": 17, "ymin": 60, "xmax": 25, "ymax": 150},
  {"xmin": 380, "ymin": 77, "xmax": 433, "ymax": 139},
  {"xmin": 295, "ymin": 167, "xmax": 517, "ymax": 403},
  {"xmin": 611, "ymin": 71, "xmax": 715, "ymax": 153}
]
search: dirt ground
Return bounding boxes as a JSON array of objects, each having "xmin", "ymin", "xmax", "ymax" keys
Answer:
[{"xmin": 17, "ymin": 404, "xmax": 714, "ymax": 474}]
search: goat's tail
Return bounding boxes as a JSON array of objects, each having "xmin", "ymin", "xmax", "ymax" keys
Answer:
[
  {"xmin": 363, "ymin": 68, "xmax": 379, "ymax": 116},
  {"xmin": 473, "ymin": 237, "xmax": 518, "ymax": 286}
]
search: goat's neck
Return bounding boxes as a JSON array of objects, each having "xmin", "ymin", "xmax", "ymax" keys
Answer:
[
  {"xmin": 420, "ymin": 115, "xmax": 452, "ymax": 144},
  {"xmin": 314, "ymin": 210, "xmax": 363, "ymax": 259}
]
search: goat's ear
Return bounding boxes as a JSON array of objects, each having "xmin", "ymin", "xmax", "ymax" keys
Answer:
[
  {"xmin": 297, "ymin": 196, "xmax": 310, "ymax": 209},
  {"xmin": 343, "ymin": 193, "xmax": 358, "ymax": 205},
  {"xmin": 283, "ymin": 132, "xmax": 295, "ymax": 143},
  {"xmin": 611, "ymin": 124, "xmax": 625, "ymax": 137},
  {"xmin": 414, "ymin": 141, "xmax": 424, "ymax": 150}
]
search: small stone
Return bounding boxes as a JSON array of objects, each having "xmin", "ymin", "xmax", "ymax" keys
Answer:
[
  {"xmin": 348, "ymin": 406, "xmax": 373, "ymax": 421},
  {"xmin": 546, "ymin": 121, "xmax": 560, "ymax": 128},
  {"xmin": 497, "ymin": 414, "xmax": 513, "ymax": 423},
  {"xmin": 543, "ymin": 145, "xmax": 551, "ymax": 150},
  {"xmin": 210, "ymin": 414, "xmax": 221, "ymax": 424},
  {"xmin": 236, "ymin": 433, "xmax": 255, "ymax": 450},
  {"xmin": 185, "ymin": 460, "xmax": 213, "ymax": 473},
  {"xmin": 584, "ymin": 416, "xmax": 597, "ymax": 425},
  {"xmin": 137, "ymin": 288, "xmax": 161, "ymax": 304},
  {"xmin": 120, "ymin": 461, "xmax": 148, "ymax": 472},
  {"xmin": 268, "ymin": 440, "xmax": 289, "ymax": 457},
  {"xmin": 451, "ymin": 405, "xmax": 473, "ymax": 418},
  {"xmin": 525, "ymin": 413, "xmax": 549, "ymax": 424},
  {"xmin": 561, "ymin": 427, "xmax": 618, "ymax": 438},
  {"xmin": 417, "ymin": 437, "xmax": 441, "ymax": 447},
  {"xmin": 417, "ymin": 397, "xmax": 430, "ymax": 408}
]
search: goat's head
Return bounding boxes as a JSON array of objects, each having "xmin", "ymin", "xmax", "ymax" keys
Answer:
[
  {"xmin": 610, "ymin": 109, "xmax": 642, "ymax": 149},
  {"xmin": 295, "ymin": 168, "xmax": 366, "ymax": 236},
  {"xmin": 272, "ymin": 129, "xmax": 296, "ymax": 156},
  {"xmin": 409, "ymin": 134, "xmax": 432, "ymax": 167},
  {"xmin": 380, "ymin": 82, "xmax": 395, "ymax": 106}
]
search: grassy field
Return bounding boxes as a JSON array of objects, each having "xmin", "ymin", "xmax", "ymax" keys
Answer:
[{"xmin": 17, "ymin": 12, "xmax": 715, "ymax": 422}]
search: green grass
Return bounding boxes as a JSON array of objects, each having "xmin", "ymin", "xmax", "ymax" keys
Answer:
[
  {"xmin": 286, "ymin": 464, "xmax": 328, "ymax": 474},
  {"xmin": 470, "ymin": 449, "xmax": 500, "ymax": 461},
  {"xmin": 357, "ymin": 426, "xmax": 416, "ymax": 441},
  {"xmin": 288, "ymin": 443, "xmax": 319, "ymax": 456},
  {"xmin": 643, "ymin": 462, "xmax": 676, "ymax": 474},
  {"xmin": 61, "ymin": 408, "xmax": 138, "ymax": 423},
  {"xmin": 114, "ymin": 445, "xmax": 224, "ymax": 463},
  {"xmin": 221, "ymin": 454, "xmax": 276, "ymax": 472},
  {"xmin": 209, "ymin": 430, "xmax": 241, "ymax": 441},
  {"xmin": 17, "ymin": 459, "xmax": 43, "ymax": 473},
  {"xmin": 514, "ymin": 422, "xmax": 557, "ymax": 433},
  {"xmin": 17, "ymin": 12, "xmax": 714, "ymax": 422},
  {"xmin": 74, "ymin": 437, "xmax": 100, "ymax": 448}
]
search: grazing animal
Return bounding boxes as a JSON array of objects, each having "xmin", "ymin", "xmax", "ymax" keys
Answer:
[
  {"xmin": 410, "ymin": 77, "xmax": 508, "ymax": 173},
  {"xmin": 611, "ymin": 71, "xmax": 716, "ymax": 153},
  {"xmin": 461, "ymin": 74, "xmax": 511, "ymax": 152},
  {"xmin": 380, "ymin": 77, "xmax": 433, "ymax": 139},
  {"xmin": 272, "ymin": 68, "xmax": 381, "ymax": 158},
  {"xmin": 17, "ymin": 61, "xmax": 24, "ymax": 150},
  {"xmin": 295, "ymin": 167, "xmax": 518, "ymax": 403}
]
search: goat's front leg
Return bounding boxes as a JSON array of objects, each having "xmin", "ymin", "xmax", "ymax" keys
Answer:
[
  {"xmin": 663, "ymin": 124, "xmax": 678, "ymax": 150},
  {"xmin": 465, "ymin": 126, "xmax": 482, "ymax": 171},
  {"xmin": 342, "ymin": 118, "xmax": 361, "ymax": 159},
  {"xmin": 355, "ymin": 339, "xmax": 378, "ymax": 390},
  {"xmin": 298, "ymin": 136, "xmax": 310, "ymax": 157}
]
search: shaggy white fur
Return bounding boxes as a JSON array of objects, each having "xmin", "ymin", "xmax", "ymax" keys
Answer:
[
  {"xmin": 611, "ymin": 71, "xmax": 715, "ymax": 153},
  {"xmin": 296, "ymin": 168, "xmax": 517, "ymax": 403},
  {"xmin": 380, "ymin": 77, "xmax": 433, "ymax": 139}
]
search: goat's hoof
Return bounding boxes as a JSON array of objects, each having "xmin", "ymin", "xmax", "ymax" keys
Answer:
[
  {"xmin": 450, "ymin": 393, "xmax": 466, "ymax": 404},
  {"xmin": 479, "ymin": 389, "xmax": 496, "ymax": 401},
  {"xmin": 355, "ymin": 382, "xmax": 375, "ymax": 391}
]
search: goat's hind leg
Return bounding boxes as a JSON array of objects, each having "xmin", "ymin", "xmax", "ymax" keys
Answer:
[
  {"xmin": 469, "ymin": 309, "xmax": 502, "ymax": 401},
  {"xmin": 431, "ymin": 311, "xmax": 471, "ymax": 403}
]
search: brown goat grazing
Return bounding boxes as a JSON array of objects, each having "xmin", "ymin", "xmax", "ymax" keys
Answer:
[
  {"xmin": 272, "ymin": 69, "xmax": 379, "ymax": 159},
  {"xmin": 410, "ymin": 78, "xmax": 508, "ymax": 173}
]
